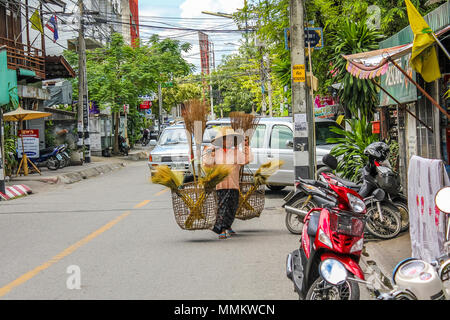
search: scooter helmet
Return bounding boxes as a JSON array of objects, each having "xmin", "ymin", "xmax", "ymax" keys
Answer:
[{"xmin": 364, "ymin": 142, "xmax": 390, "ymax": 161}]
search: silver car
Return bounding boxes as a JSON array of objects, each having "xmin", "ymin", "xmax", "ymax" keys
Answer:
[
  {"xmin": 203, "ymin": 117, "xmax": 341, "ymax": 190},
  {"xmin": 148, "ymin": 124, "xmax": 191, "ymax": 175}
]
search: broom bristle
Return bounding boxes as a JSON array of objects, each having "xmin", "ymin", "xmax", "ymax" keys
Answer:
[
  {"xmin": 182, "ymin": 99, "xmax": 208, "ymax": 144},
  {"xmin": 254, "ymin": 160, "xmax": 284, "ymax": 185},
  {"xmin": 229, "ymin": 111, "xmax": 260, "ymax": 139},
  {"xmin": 151, "ymin": 165, "xmax": 183, "ymax": 190},
  {"xmin": 200, "ymin": 165, "xmax": 232, "ymax": 192}
]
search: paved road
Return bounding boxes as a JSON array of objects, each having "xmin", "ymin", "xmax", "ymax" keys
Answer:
[{"xmin": 0, "ymin": 161, "xmax": 303, "ymax": 299}]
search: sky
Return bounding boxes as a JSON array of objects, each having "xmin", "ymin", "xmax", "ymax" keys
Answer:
[{"xmin": 138, "ymin": 0, "xmax": 246, "ymax": 74}]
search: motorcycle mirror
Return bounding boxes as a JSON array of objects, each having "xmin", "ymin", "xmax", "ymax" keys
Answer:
[
  {"xmin": 435, "ymin": 187, "xmax": 450, "ymax": 214},
  {"xmin": 319, "ymin": 259, "xmax": 348, "ymax": 286},
  {"xmin": 322, "ymin": 154, "xmax": 338, "ymax": 170},
  {"xmin": 373, "ymin": 189, "xmax": 386, "ymax": 201}
]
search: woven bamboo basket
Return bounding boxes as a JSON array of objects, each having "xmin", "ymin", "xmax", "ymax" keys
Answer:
[
  {"xmin": 235, "ymin": 173, "xmax": 265, "ymax": 220},
  {"xmin": 171, "ymin": 182, "xmax": 218, "ymax": 230}
]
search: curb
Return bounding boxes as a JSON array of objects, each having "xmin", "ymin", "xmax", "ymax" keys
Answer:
[
  {"xmin": 57, "ymin": 162, "xmax": 127, "ymax": 184},
  {"xmin": 11, "ymin": 162, "xmax": 127, "ymax": 185},
  {"xmin": 0, "ymin": 184, "xmax": 32, "ymax": 201}
]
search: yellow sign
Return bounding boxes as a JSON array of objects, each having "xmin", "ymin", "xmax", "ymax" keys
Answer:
[{"xmin": 293, "ymin": 64, "xmax": 305, "ymax": 82}]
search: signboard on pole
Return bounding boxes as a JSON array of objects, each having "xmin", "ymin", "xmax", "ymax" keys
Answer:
[
  {"xmin": 17, "ymin": 129, "xmax": 40, "ymax": 159},
  {"xmin": 139, "ymin": 101, "xmax": 151, "ymax": 109}
]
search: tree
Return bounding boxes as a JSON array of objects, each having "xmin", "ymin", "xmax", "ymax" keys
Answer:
[
  {"xmin": 65, "ymin": 33, "xmax": 193, "ymax": 153},
  {"xmin": 328, "ymin": 19, "xmax": 383, "ymax": 119}
]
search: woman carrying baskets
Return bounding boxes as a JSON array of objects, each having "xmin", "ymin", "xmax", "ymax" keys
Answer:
[{"xmin": 203, "ymin": 127, "xmax": 253, "ymax": 239}]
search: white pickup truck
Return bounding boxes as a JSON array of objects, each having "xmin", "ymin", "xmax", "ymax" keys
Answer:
[{"xmin": 203, "ymin": 117, "xmax": 341, "ymax": 190}]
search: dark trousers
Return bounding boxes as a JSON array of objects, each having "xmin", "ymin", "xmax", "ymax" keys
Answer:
[{"xmin": 212, "ymin": 189, "xmax": 239, "ymax": 234}]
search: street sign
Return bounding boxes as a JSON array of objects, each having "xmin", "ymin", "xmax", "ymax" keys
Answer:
[
  {"xmin": 304, "ymin": 28, "xmax": 323, "ymax": 49},
  {"xmin": 292, "ymin": 64, "xmax": 306, "ymax": 83},
  {"xmin": 144, "ymin": 109, "xmax": 152, "ymax": 119},
  {"xmin": 284, "ymin": 27, "xmax": 324, "ymax": 50},
  {"xmin": 139, "ymin": 101, "xmax": 151, "ymax": 109}
]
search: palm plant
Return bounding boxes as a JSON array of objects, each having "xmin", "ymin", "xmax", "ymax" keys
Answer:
[
  {"xmin": 327, "ymin": 118, "xmax": 379, "ymax": 182},
  {"xmin": 329, "ymin": 19, "xmax": 384, "ymax": 120}
]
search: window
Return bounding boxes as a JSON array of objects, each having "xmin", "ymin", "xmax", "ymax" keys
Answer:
[
  {"xmin": 159, "ymin": 128, "xmax": 187, "ymax": 145},
  {"xmin": 315, "ymin": 122, "xmax": 342, "ymax": 145},
  {"xmin": 270, "ymin": 125, "xmax": 293, "ymax": 149},
  {"xmin": 250, "ymin": 125, "xmax": 266, "ymax": 148}
]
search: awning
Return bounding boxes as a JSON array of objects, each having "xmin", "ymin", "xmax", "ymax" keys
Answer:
[
  {"xmin": 343, "ymin": 43, "xmax": 412, "ymax": 79},
  {"xmin": 342, "ymin": 25, "xmax": 449, "ymax": 79},
  {"xmin": 341, "ymin": 25, "xmax": 450, "ymax": 122}
]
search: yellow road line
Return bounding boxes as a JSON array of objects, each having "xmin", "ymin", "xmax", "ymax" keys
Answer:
[
  {"xmin": 0, "ymin": 197, "xmax": 154, "ymax": 298},
  {"xmin": 134, "ymin": 200, "xmax": 151, "ymax": 208},
  {"xmin": 155, "ymin": 188, "xmax": 169, "ymax": 197}
]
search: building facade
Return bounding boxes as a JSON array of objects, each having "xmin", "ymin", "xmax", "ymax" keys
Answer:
[{"xmin": 377, "ymin": 1, "xmax": 450, "ymax": 188}]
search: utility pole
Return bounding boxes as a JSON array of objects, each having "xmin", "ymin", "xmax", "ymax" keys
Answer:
[
  {"xmin": 78, "ymin": 0, "xmax": 90, "ymax": 163},
  {"xmin": 290, "ymin": 0, "xmax": 314, "ymax": 180}
]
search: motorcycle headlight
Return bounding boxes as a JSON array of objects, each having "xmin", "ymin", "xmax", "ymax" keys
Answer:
[
  {"xmin": 347, "ymin": 193, "xmax": 365, "ymax": 213},
  {"xmin": 319, "ymin": 259, "xmax": 348, "ymax": 286}
]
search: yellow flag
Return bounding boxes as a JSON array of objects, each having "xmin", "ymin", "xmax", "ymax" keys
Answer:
[
  {"xmin": 30, "ymin": 10, "xmax": 43, "ymax": 34},
  {"xmin": 405, "ymin": 0, "xmax": 441, "ymax": 82}
]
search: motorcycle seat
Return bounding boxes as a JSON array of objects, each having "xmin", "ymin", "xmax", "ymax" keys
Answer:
[
  {"xmin": 334, "ymin": 176, "xmax": 361, "ymax": 190},
  {"xmin": 307, "ymin": 211, "xmax": 320, "ymax": 237},
  {"xmin": 40, "ymin": 147, "xmax": 55, "ymax": 155}
]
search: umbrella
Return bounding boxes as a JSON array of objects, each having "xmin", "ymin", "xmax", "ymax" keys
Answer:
[{"xmin": 3, "ymin": 106, "xmax": 52, "ymax": 176}]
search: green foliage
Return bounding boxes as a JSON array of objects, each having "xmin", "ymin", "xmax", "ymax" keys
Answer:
[
  {"xmin": 65, "ymin": 33, "xmax": 193, "ymax": 152},
  {"xmin": 3, "ymin": 124, "xmax": 17, "ymax": 176},
  {"xmin": 326, "ymin": 118, "xmax": 379, "ymax": 182},
  {"xmin": 329, "ymin": 19, "xmax": 383, "ymax": 119}
]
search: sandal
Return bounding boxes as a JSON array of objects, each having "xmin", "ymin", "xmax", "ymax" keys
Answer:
[{"xmin": 218, "ymin": 232, "xmax": 227, "ymax": 239}]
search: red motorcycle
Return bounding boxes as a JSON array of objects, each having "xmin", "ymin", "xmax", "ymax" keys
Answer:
[{"xmin": 286, "ymin": 178, "xmax": 385, "ymax": 300}]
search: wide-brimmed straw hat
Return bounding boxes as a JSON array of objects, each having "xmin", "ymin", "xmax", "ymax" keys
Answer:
[{"xmin": 211, "ymin": 126, "xmax": 244, "ymax": 147}]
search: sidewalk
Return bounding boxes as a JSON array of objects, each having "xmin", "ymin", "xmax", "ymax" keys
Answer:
[
  {"xmin": 360, "ymin": 231, "xmax": 412, "ymax": 297},
  {"xmin": 5, "ymin": 147, "xmax": 150, "ymax": 195}
]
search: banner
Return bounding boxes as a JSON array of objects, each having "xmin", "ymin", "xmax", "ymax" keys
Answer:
[{"xmin": 17, "ymin": 130, "xmax": 40, "ymax": 159}]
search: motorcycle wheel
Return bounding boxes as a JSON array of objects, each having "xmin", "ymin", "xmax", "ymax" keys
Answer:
[
  {"xmin": 393, "ymin": 200, "xmax": 409, "ymax": 232},
  {"xmin": 305, "ymin": 276, "xmax": 360, "ymax": 300},
  {"xmin": 58, "ymin": 156, "xmax": 67, "ymax": 169},
  {"xmin": 285, "ymin": 197, "xmax": 318, "ymax": 235},
  {"xmin": 365, "ymin": 204, "xmax": 402, "ymax": 239},
  {"xmin": 47, "ymin": 156, "xmax": 60, "ymax": 170}
]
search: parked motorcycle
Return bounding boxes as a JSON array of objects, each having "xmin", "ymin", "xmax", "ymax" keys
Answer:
[
  {"xmin": 318, "ymin": 187, "xmax": 450, "ymax": 300},
  {"xmin": 284, "ymin": 169, "xmax": 402, "ymax": 239},
  {"xmin": 320, "ymin": 142, "xmax": 409, "ymax": 232},
  {"xmin": 118, "ymin": 135, "xmax": 130, "ymax": 156},
  {"xmin": 286, "ymin": 175, "xmax": 386, "ymax": 300},
  {"xmin": 284, "ymin": 149, "xmax": 404, "ymax": 239},
  {"xmin": 57, "ymin": 144, "xmax": 71, "ymax": 169},
  {"xmin": 29, "ymin": 146, "xmax": 61, "ymax": 170}
]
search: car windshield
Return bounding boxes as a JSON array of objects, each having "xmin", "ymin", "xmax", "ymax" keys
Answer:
[
  {"xmin": 315, "ymin": 122, "xmax": 342, "ymax": 145},
  {"xmin": 158, "ymin": 128, "xmax": 188, "ymax": 145},
  {"xmin": 203, "ymin": 124, "xmax": 229, "ymax": 142}
]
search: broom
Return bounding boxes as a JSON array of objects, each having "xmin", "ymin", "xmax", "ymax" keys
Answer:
[
  {"xmin": 229, "ymin": 111, "xmax": 260, "ymax": 141},
  {"xmin": 182, "ymin": 99, "xmax": 208, "ymax": 185},
  {"xmin": 236, "ymin": 160, "xmax": 285, "ymax": 215},
  {"xmin": 184, "ymin": 164, "xmax": 232, "ymax": 229}
]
